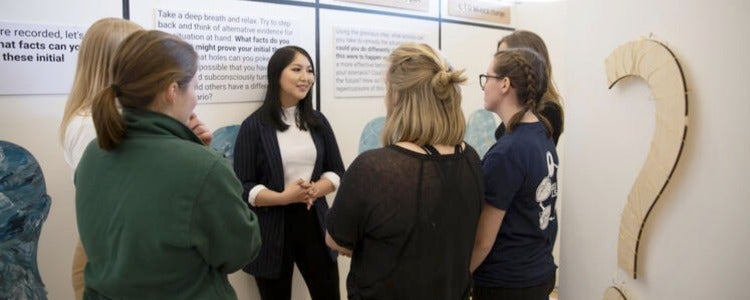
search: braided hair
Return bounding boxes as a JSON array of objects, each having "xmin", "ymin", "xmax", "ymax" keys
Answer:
[{"xmin": 492, "ymin": 48, "xmax": 552, "ymax": 136}]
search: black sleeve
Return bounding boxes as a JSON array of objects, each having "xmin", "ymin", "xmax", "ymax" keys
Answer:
[
  {"xmin": 318, "ymin": 112, "xmax": 345, "ymax": 177},
  {"xmin": 541, "ymin": 102, "xmax": 564, "ymax": 145},
  {"xmin": 325, "ymin": 155, "xmax": 373, "ymax": 250},
  {"xmin": 233, "ymin": 117, "xmax": 261, "ymax": 202}
]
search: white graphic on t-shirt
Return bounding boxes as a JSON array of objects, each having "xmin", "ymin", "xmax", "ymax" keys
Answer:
[{"xmin": 535, "ymin": 151, "xmax": 557, "ymax": 230}]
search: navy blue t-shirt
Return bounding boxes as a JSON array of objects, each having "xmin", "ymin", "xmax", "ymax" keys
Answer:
[{"xmin": 474, "ymin": 121, "xmax": 559, "ymax": 288}]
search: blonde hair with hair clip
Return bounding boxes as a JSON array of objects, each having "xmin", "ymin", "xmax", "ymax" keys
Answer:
[
  {"xmin": 59, "ymin": 18, "xmax": 142, "ymax": 143},
  {"xmin": 381, "ymin": 43, "xmax": 467, "ymax": 146}
]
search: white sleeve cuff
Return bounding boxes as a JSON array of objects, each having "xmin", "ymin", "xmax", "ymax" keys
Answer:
[
  {"xmin": 248, "ymin": 184, "xmax": 268, "ymax": 206},
  {"xmin": 321, "ymin": 172, "xmax": 341, "ymax": 190}
]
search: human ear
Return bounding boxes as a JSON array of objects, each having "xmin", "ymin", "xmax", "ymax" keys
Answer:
[
  {"xmin": 500, "ymin": 77, "xmax": 511, "ymax": 94},
  {"xmin": 165, "ymin": 81, "xmax": 179, "ymax": 104}
]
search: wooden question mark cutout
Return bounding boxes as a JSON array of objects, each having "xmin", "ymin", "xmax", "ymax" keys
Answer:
[
  {"xmin": 604, "ymin": 286, "xmax": 627, "ymax": 300},
  {"xmin": 602, "ymin": 38, "xmax": 688, "ymax": 297}
]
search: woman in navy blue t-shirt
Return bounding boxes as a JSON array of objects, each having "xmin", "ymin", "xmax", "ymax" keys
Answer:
[{"xmin": 470, "ymin": 48, "xmax": 559, "ymax": 300}]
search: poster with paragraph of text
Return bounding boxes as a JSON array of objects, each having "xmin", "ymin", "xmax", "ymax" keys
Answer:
[
  {"xmin": 333, "ymin": 26, "xmax": 426, "ymax": 98},
  {"xmin": 0, "ymin": 21, "xmax": 84, "ymax": 95},
  {"xmin": 154, "ymin": 8, "xmax": 306, "ymax": 104},
  {"xmin": 335, "ymin": 0, "xmax": 429, "ymax": 12}
]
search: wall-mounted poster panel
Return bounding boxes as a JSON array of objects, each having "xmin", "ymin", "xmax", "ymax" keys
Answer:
[
  {"xmin": 154, "ymin": 9, "xmax": 302, "ymax": 103},
  {"xmin": 321, "ymin": 0, "xmax": 439, "ymax": 18},
  {"xmin": 336, "ymin": 0, "xmax": 430, "ymax": 12},
  {"xmin": 0, "ymin": 21, "xmax": 84, "ymax": 95},
  {"xmin": 447, "ymin": 0, "xmax": 511, "ymax": 24},
  {"xmin": 334, "ymin": 26, "xmax": 426, "ymax": 98},
  {"xmin": 319, "ymin": 8, "xmax": 438, "ymax": 166},
  {"xmin": 130, "ymin": 0, "xmax": 316, "ymax": 104}
]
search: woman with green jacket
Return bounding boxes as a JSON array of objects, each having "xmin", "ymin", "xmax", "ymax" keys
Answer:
[{"xmin": 75, "ymin": 30, "xmax": 261, "ymax": 299}]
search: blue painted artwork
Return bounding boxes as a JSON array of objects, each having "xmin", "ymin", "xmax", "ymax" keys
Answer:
[
  {"xmin": 210, "ymin": 125, "xmax": 240, "ymax": 165},
  {"xmin": 358, "ymin": 117, "xmax": 386, "ymax": 154},
  {"xmin": 0, "ymin": 141, "xmax": 51, "ymax": 300},
  {"xmin": 465, "ymin": 109, "xmax": 498, "ymax": 158}
]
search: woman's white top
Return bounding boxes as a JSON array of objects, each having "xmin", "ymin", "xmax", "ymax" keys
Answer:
[
  {"xmin": 247, "ymin": 106, "xmax": 340, "ymax": 206},
  {"xmin": 63, "ymin": 113, "xmax": 96, "ymax": 170}
]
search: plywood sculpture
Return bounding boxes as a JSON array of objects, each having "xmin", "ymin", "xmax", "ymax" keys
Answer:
[
  {"xmin": 602, "ymin": 38, "xmax": 688, "ymax": 296},
  {"xmin": 603, "ymin": 286, "xmax": 627, "ymax": 300}
]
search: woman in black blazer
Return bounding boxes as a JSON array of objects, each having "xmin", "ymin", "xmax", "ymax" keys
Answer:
[{"xmin": 233, "ymin": 46, "xmax": 345, "ymax": 300}]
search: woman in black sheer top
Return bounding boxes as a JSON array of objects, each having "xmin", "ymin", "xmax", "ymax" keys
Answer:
[{"xmin": 325, "ymin": 43, "xmax": 484, "ymax": 300}]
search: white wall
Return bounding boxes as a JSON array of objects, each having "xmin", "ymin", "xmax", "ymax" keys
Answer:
[
  {"xmin": 0, "ymin": 2, "xmax": 122, "ymax": 299},
  {"xmin": 559, "ymin": 0, "xmax": 750, "ymax": 299}
]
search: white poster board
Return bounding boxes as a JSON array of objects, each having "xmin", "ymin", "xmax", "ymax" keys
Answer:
[
  {"xmin": 0, "ymin": 21, "xmax": 84, "ymax": 95},
  {"xmin": 447, "ymin": 0, "xmax": 511, "ymax": 24},
  {"xmin": 336, "ymin": 0, "xmax": 430, "ymax": 12},
  {"xmin": 333, "ymin": 26, "xmax": 426, "ymax": 98},
  {"xmin": 154, "ymin": 8, "xmax": 304, "ymax": 103}
]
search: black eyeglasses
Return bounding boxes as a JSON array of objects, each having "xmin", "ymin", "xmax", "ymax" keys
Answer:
[{"xmin": 479, "ymin": 74, "xmax": 505, "ymax": 90}]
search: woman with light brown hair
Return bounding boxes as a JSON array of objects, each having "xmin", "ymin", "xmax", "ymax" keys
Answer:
[
  {"xmin": 325, "ymin": 43, "xmax": 483, "ymax": 299},
  {"xmin": 494, "ymin": 30, "xmax": 564, "ymax": 145},
  {"xmin": 75, "ymin": 30, "xmax": 261, "ymax": 299}
]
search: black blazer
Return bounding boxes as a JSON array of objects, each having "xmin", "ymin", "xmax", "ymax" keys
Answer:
[{"xmin": 233, "ymin": 110, "xmax": 345, "ymax": 279}]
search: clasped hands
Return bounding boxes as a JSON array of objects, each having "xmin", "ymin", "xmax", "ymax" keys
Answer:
[{"xmin": 283, "ymin": 178, "xmax": 325, "ymax": 210}]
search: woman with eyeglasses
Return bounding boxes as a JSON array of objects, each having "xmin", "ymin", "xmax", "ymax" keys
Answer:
[
  {"xmin": 494, "ymin": 30, "xmax": 564, "ymax": 145},
  {"xmin": 470, "ymin": 48, "xmax": 559, "ymax": 300}
]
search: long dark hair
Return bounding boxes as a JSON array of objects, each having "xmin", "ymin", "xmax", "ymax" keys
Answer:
[{"xmin": 256, "ymin": 46, "xmax": 320, "ymax": 131}]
